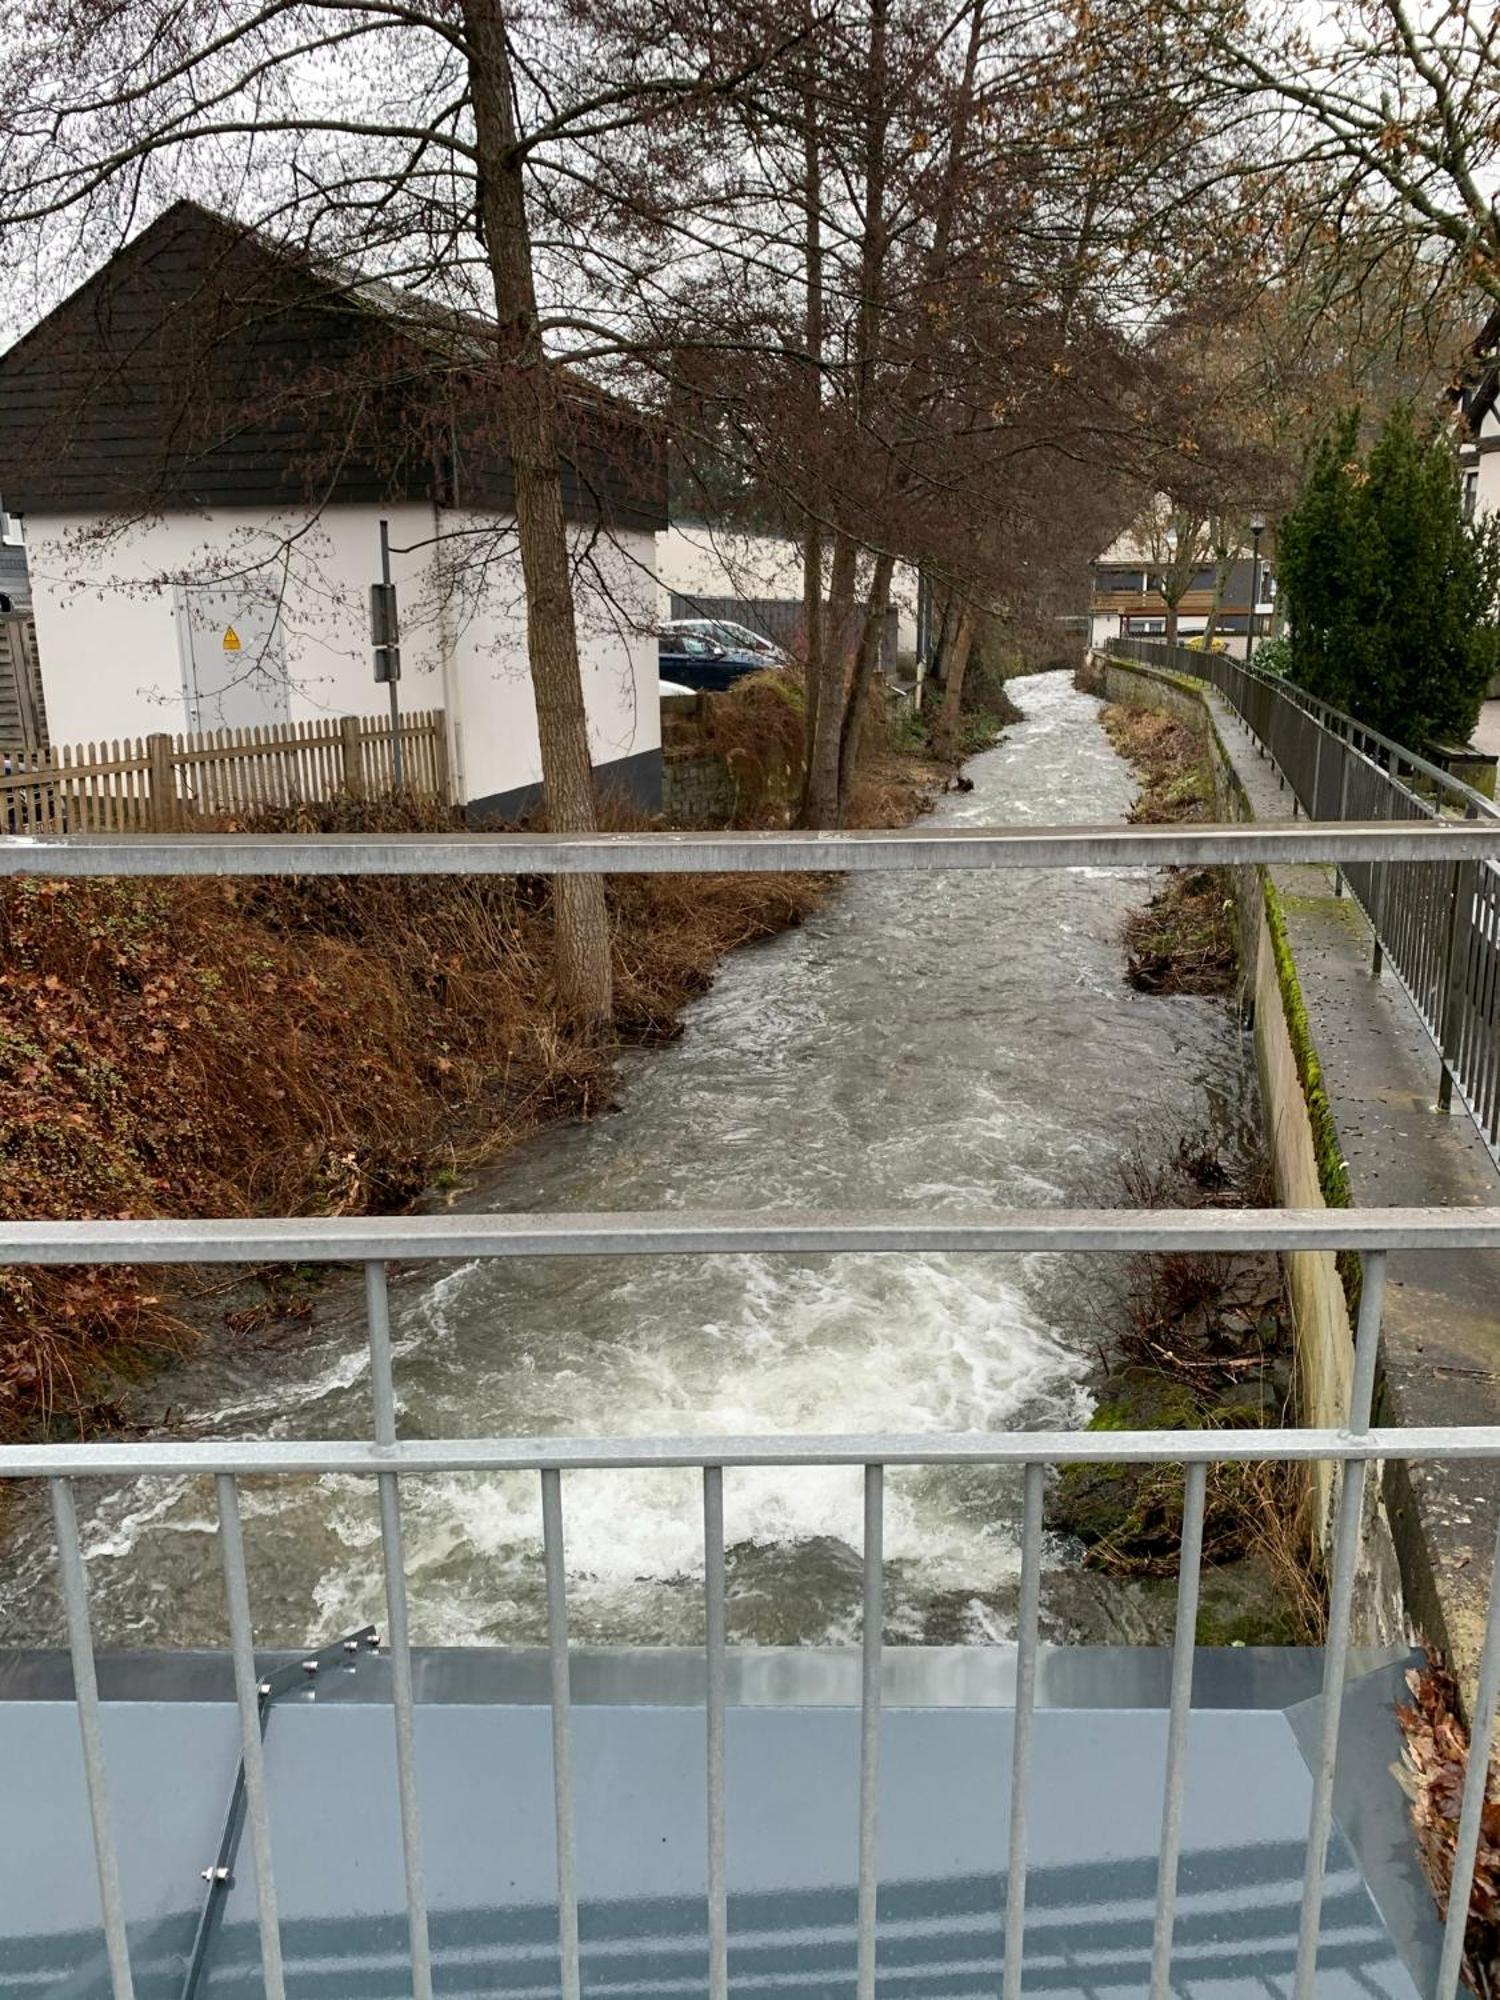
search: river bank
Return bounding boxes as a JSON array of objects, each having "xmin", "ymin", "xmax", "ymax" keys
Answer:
[
  {"xmin": 1041, "ymin": 691, "xmax": 1324, "ymax": 1645},
  {"xmin": 0, "ymin": 674, "xmax": 967, "ymax": 1443}
]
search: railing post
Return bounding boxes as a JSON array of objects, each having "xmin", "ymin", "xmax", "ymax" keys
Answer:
[
  {"xmin": 1334, "ymin": 748, "xmax": 1351, "ymax": 896},
  {"xmin": 1437, "ymin": 851, "xmax": 1472, "ymax": 1113},
  {"xmin": 146, "ymin": 732, "xmax": 176, "ymax": 832},
  {"xmin": 340, "ymin": 716, "xmax": 366, "ymax": 802}
]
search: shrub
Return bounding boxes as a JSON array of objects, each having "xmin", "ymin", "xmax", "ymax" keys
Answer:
[{"xmin": 1279, "ymin": 407, "xmax": 1500, "ymax": 748}]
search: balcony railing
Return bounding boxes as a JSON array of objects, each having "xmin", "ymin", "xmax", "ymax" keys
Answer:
[{"xmin": 4, "ymin": 819, "xmax": 1500, "ymax": 2000}]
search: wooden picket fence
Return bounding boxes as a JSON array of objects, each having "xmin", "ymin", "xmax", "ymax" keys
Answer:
[{"xmin": 0, "ymin": 709, "xmax": 449, "ymax": 835}]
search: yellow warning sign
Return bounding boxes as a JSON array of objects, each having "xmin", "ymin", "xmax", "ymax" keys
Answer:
[{"xmin": 223, "ymin": 626, "xmax": 241, "ymax": 653}]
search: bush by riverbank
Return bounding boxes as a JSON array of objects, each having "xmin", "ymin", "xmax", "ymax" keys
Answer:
[{"xmin": 0, "ymin": 683, "xmax": 958, "ymax": 1439}]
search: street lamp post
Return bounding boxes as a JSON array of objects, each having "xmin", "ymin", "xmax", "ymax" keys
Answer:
[{"xmin": 1246, "ymin": 514, "xmax": 1266, "ymax": 664}]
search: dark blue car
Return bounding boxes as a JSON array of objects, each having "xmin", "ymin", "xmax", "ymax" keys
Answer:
[{"xmin": 657, "ymin": 632, "xmax": 769, "ymax": 694}]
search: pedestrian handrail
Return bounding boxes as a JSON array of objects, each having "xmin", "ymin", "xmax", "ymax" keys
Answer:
[
  {"xmin": 7, "ymin": 818, "xmax": 1500, "ymax": 2000},
  {"xmin": 3, "ymin": 1216, "xmax": 1499, "ymax": 2000},
  {"xmin": 1105, "ymin": 638, "xmax": 1500, "ymax": 1168}
]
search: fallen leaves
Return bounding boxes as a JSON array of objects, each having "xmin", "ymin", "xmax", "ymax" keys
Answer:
[{"xmin": 1396, "ymin": 1659, "xmax": 1500, "ymax": 1994}]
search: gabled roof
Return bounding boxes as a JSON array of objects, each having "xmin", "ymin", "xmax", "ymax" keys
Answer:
[{"xmin": 0, "ymin": 203, "xmax": 665, "ymax": 530}]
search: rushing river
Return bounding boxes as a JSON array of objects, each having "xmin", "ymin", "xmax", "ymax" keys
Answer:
[{"xmin": 1, "ymin": 672, "xmax": 1254, "ymax": 1650}]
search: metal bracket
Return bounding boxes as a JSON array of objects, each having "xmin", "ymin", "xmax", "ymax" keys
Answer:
[{"xmin": 178, "ymin": 1625, "xmax": 379, "ymax": 2000}]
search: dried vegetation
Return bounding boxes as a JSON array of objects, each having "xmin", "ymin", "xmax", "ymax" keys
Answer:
[{"xmin": 0, "ymin": 681, "xmax": 948, "ymax": 1436}]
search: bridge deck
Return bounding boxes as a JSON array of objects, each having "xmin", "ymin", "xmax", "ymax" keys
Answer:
[{"xmin": 0, "ymin": 1645, "xmax": 1438, "ymax": 2000}]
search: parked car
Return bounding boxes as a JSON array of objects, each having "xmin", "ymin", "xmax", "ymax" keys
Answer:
[
  {"xmin": 661, "ymin": 618, "xmax": 790, "ymax": 667},
  {"xmin": 657, "ymin": 632, "xmax": 770, "ymax": 694}
]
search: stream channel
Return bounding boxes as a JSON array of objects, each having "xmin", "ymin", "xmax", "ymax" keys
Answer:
[{"xmin": 0, "ymin": 671, "xmax": 1258, "ymax": 1650}]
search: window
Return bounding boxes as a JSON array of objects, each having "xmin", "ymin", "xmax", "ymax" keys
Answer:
[{"xmin": 1464, "ymin": 468, "xmax": 1479, "ymax": 521}]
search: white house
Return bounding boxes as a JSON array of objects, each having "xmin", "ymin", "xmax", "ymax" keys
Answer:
[
  {"xmin": 655, "ymin": 519, "xmax": 921, "ymax": 663},
  {"xmin": 0, "ymin": 203, "xmax": 665, "ymax": 816}
]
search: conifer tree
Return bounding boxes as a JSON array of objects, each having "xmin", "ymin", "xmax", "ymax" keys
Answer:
[{"xmin": 1280, "ymin": 410, "xmax": 1500, "ymax": 747}]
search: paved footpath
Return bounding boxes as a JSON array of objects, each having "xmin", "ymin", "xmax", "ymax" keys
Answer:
[{"xmin": 1207, "ymin": 686, "xmax": 1500, "ymax": 1710}]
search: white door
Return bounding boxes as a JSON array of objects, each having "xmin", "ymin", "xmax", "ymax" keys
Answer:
[{"xmin": 175, "ymin": 584, "xmax": 291, "ymax": 732}]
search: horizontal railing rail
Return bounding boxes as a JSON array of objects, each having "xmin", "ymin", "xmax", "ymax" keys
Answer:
[
  {"xmin": 3, "ymin": 817, "xmax": 1499, "ymax": 872},
  {"xmin": 1104, "ymin": 639, "xmax": 1500, "ymax": 1168},
  {"xmin": 1, "ymin": 1201, "xmax": 1498, "ymax": 1260},
  {"xmin": 5, "ymin": 1221, "xmax": 1500, "ymax": 2000}
]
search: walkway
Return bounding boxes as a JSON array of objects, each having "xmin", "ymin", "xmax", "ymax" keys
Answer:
[{"xmin": 1200, "ymin": 680, "xmax": 1500, "ymax": 1693}]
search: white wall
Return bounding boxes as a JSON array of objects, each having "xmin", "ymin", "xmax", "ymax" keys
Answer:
[
  {"xmin": 24, "ymin": 503, "xmax": 659, "ymax": 808},
  {"xmin": 1473, "ymin": 409, "xmax": 1500, "ymax": 524},
  {"xmin": 655, "ymin": 522, "xmax": 920, "ymax": 655}
]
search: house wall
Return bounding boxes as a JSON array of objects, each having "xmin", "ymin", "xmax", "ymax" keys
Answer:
[
  {"xmin": 1472, "ymin": 407, "xmax": 1500, "ymax": 522},
  {"xmin": 655, "ymin": 523, "xmax": 920, "ymax": 655},
  {"xmin": 24, "ymin": 504, "xmax": 660, "ymax": 812}
]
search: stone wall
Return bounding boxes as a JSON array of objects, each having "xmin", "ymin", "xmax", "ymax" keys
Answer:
[{"xmin": 661, "ymin": 749, "xmax": 736, "ymax": 826}]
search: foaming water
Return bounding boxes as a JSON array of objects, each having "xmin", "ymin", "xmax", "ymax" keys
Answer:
[{"xmin": 0, "ymin": 674, "xmax": 1252, "ymax": 1648}]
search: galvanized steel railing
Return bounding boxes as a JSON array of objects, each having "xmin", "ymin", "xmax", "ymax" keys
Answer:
[
  {"xmin": 5, "ymin": 821, "xmax": 1500, "ymax": 2000},
  {"xmin": 1105, "ymin": 637, "xmax": 1500, "ymax": 1160}
]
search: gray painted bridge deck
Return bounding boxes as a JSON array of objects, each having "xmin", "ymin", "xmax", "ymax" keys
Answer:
[{"xmin": 0, "ymin": 1646, "xmax": 1439, "ymax": 2000}]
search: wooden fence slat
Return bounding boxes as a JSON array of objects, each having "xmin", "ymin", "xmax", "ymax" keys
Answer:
[{"xmin": 11, "ymin": 705, "xmax": 448, "ymax": 828}]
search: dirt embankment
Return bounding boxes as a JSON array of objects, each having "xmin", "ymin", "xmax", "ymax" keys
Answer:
[{"xmin": 0, "ymin": 672, "xmax": 982, "ymax": 1437}]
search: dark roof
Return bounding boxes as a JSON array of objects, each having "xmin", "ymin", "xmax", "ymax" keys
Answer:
[
  {"xmin": 0, "ymin": 545, "xmax": 29, "ymax": 614},
  {"xmin": 0, "ymin": 203, "xmax": 665, "ymax": 531}
]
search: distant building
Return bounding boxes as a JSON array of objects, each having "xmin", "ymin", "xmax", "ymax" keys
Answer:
[
  {"xmin": 1454, "ymin": 310, "xmax": 1500, "ymax": 528},
  {"xmin": 0, "ymin": 203, "xmax": 666, "ymax": 815},
  {"xmin": 1089, "ymin": 532, "xmax": 1275, "ymax": 658}
]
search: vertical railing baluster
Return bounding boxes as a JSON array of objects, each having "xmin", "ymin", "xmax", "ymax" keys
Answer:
[
  {"xmin": 704, "ymin": 1466, "xmax": 729, "ymax": 2000},
  {"xmin": 542, "ymin": 1467, "xmax": 582, "ymax": 2000},
  {"xmin": 366, "ymin": 1260, "xmax": 434, "ymax": 2000},
  {"xmin": 1148, "ymin": 1459, "xmax": 1207, "ymax": 2000},
  {"xmin": 1003, "ymin": 1462, "xmax": 1044, "ymax": 2000},
  {"xmin": 50, "ymin": 1478, "xmax": 137, "ymax": 2000},
  {"xmin": 1436, "ymin": 1509, "xmax": 1500, "ymax": 2000},
  {"xmin": 857, "ymin": 1464, "xmax": 883, "ymax": 2000},
  {"xmin": 1293, "ymin": 1249, "xmax": 1386, "ymax": 2000},
  {"xmin": 215, "ymin": 1474, "xmax": 287, "ymax": 2000}
]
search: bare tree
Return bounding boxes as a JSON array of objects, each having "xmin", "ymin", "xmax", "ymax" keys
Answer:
[{"xmin": 0, "ymin": 0, "xmax": 796, "ymax": 1022}]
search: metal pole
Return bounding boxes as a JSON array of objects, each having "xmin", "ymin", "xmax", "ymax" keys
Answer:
[
  {"xmin": 856, "ymin": 1465, "xmax": 883, "ymax": 2000},
  {"xmin": 704, "ymin": 1467, "xmax": 728, "ymax": 2000},
  {"xmin": 380, "ymin": 520, "xmax": 404, "ymax": 790},
  {"xmin": 1438, "ymin": 851, "xmax": 1473, "ymax": 1113},
  {"xmin": 50, "ymin": 1479, "xmax": 137, "ymax": 2000},
  {"xmin": 1003, "ymin": 1463, "xmax": 1044, "ymax": 2000},
  {"xmin": 1246, "ymin": 527, "xmax": 1262, "ymax": 666}
]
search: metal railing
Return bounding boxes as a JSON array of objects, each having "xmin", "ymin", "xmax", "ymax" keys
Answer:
[
  {"xmin": 1106, "ymin": 638, "xmax": 1500, "ymax": 1160},
  {"xmin": 5, "ymin": 822, "xmax": 1500, "ymax": 2000}
]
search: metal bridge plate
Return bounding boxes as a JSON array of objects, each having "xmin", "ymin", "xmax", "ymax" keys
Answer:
[{"xmin": 0, "ymin": 1645, "xmax": 1437, "ymax": 1999}]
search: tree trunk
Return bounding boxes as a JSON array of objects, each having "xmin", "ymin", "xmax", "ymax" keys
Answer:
[
  {"xmin": 797, "ymin": 28, "xmax": 826, "ymax": 827},
  {"xmin": 803, "ymin": 531, "xmax": 857, "ymax": 825},
  {"xmin": 1165, "ymin": 603, "xmax": 1179, "ymax": 648},
  {"xmin": 800, "ymin": 516, "xmax": 825, "ymax": 804},
  {"xmin": 836, "ymin": 549, "xmax": 895, "ymax": 822},
  {"xmin": 933, "ymin": 605, "xmax": 976, "ymax": 757},
  {"xmin": 461, "ymin": 0, "xmax": 612, "ymax": 1025}
]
